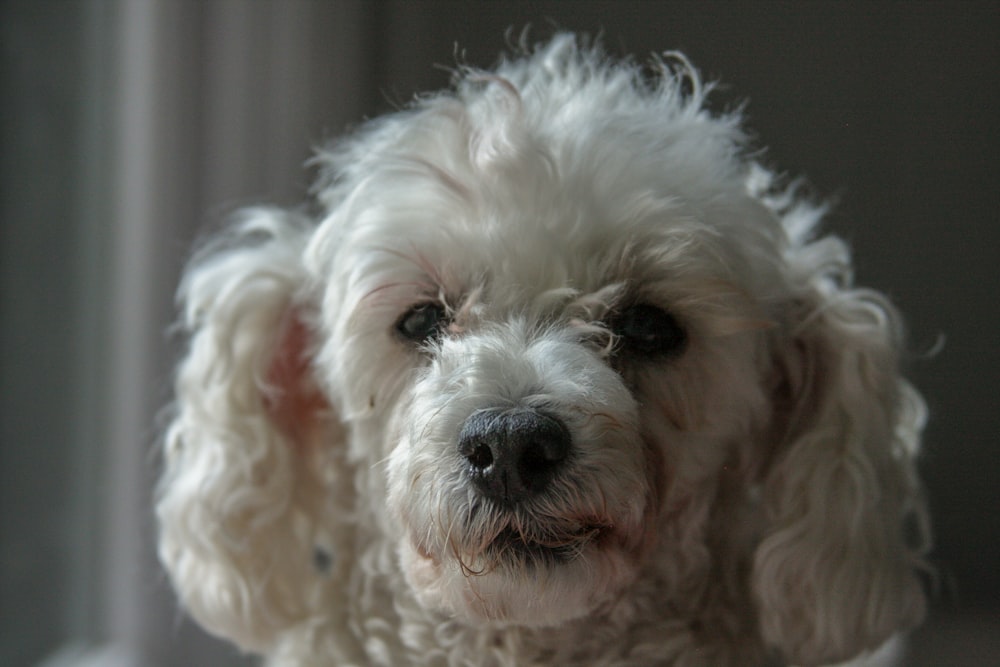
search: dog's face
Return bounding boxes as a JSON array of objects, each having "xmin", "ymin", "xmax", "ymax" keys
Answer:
[
  {"xmin": 311, "ymin": 130, "xmax": 781, "ymax": 625},
  {"xmin": 158, "ymin": 36, "xmax": 929, "ymax": 665}
]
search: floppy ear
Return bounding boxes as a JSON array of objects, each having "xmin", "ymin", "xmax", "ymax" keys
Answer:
[
  {"xmin": 156, "ymin": 209, "xmax": 330, "ymax": 651},
  {"xmin": 752, "ymin": 247, "xmax": 930, "ymax": 665}
]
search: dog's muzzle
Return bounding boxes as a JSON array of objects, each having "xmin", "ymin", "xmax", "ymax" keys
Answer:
[{"xmin": 458, "ymin": 407, "xmax": 571, "ymax": 505}]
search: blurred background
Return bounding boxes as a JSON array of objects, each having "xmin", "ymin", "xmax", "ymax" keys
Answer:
[{"xmin": 2, "ymin": 1, "xmax": 997, "ymax": 666}]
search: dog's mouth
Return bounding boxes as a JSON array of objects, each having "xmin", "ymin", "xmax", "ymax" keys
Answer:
[
  {"xmin": 402, "ymin": 502, "xmax": 646, "ymax": 625},
  {"xmin": 482, "ymin": 521, "xmax": 613, "ymax": 567}
]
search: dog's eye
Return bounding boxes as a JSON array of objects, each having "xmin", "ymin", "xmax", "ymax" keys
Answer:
[
  {"xmin": 396, "ymin": 303, "xmax": 448, "ymax": 343},
  {"xmin": 610, "ymin": 303, "xmax": 687, "ymax": 357}
]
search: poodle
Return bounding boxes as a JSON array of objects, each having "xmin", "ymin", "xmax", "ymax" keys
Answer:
[{"xmin": 156, "ymin": 34, "xmax": 930, "ymax": 666}]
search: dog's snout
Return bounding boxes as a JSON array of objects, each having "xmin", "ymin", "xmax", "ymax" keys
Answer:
[{"xmin": 458, "ymin": 408, "xmax": 571, "ymax": 504}]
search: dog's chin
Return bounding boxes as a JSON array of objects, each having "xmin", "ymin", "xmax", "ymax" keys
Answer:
[{"xmin": 400, "ymin": 521, "xmax": 641, "ymax": 627}]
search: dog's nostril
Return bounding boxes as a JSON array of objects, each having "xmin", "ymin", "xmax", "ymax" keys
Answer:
[
  {"xmin": 457, "ymin": 408, "xmax": 571, "ymax": 504},
  {"xmin": 465, "ymin": 442, "xmax": 494, "ymax": 471}
]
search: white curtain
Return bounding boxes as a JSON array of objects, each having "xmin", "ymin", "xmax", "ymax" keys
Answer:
[{"xmin": 38, "ymin": 1, "xmax": 370, "ymax": 665}]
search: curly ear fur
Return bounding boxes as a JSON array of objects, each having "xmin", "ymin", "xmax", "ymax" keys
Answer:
[
  {"xmin": 753, "ymin": 230, "xmax": 930, "ymax": 665},
  {"xmin": 156, "ymin": 210, "xmax": 327, "ymax": 651}
]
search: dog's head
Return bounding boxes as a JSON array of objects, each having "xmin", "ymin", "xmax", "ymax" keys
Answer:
[{"xmin": 157, "ymin": 36, "xmax": 928, "ymax": 665}]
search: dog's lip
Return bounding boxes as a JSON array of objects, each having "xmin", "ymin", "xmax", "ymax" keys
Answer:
[{"xmin": 485, "ymin": 521, "xmax": 613, "ymax": 565}]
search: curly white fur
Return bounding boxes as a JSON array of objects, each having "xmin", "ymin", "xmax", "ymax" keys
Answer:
[{"xmin": 157, "ymin": 35, "xmax": 930, "ymax": 666}]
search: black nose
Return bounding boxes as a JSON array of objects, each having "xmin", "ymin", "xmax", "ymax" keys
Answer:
[{"xmin": 458, "ymin": 408, "xmax": 571, "ymax": 504}]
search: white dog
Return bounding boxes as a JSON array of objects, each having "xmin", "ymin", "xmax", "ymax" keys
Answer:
[{"xmin": 157, "ymin": 35, "xmax": 930, "ymax": 666}]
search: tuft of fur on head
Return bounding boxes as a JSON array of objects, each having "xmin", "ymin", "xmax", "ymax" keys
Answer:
[{"xmin": 157, "ymin": 34, "xmax": 930, "ymax": 667}]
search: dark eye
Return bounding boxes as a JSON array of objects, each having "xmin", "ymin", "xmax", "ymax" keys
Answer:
[
  {"xmin": 396, "ymin": 303, "xmax": 448, "ymax": 343},
  {"xmin": 610, "ymin": 303, "xmax": 687, "ymax": 357}
]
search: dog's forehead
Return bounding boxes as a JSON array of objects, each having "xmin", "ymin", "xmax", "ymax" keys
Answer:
[
  {"xmin": 325, "ymin": 170, "xmax": 782, "ymax": 334},
  {"xmin": 318, "ymin": 80, "xmax": 787, "ymax": 315},
  {"xmin": 336, "ymin": 186, "xmax": 684, "ymax": 307}
]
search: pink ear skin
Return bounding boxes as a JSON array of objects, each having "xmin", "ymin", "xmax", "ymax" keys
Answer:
[{"xmin": 263, "ymin": 311, "xmax": 328, "ymax": 449}]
